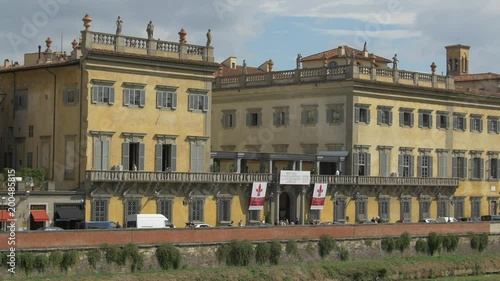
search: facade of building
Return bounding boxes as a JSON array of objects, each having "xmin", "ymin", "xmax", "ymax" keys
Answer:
[{"xmin": 211, "ymin": 44, "xmax": 500, "ymax": 225}]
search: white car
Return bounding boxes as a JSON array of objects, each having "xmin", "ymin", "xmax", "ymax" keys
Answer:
[
  {"xmin": 194, "ymin": 223, "xmax": 212, "ymax": 228},
  {"xmin": 437, "ymin": 217, "xmax": 458, "ymax": 223}
]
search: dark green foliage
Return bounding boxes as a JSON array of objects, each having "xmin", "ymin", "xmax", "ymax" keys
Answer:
[
  {"xmin": 103, "ymin": 245, "xmax": 121, "ymax": 264},
  {"xmin": 156, "ymin": 243, "xmax": 182, "ymax": 270},
  {"xmin": 427, "ymin": 232, "xmax": 443, "ymax": 256},
  {"xmin": 442, "ymin": 234, "xmax": 460, "ymax": 252},
  {"xmin": 318, "ymin": 235, "xmax": 337, "ymax": 259},
  {"xmin": 216, "ymin": 244, "xmax": 230, "ymax": 265},
  {"xmin": 470, "ymin": 233, "xmax": 489, "ymax": 252},
  {"xmin": 397, "ymin": 232, "xmax": 411, "ymax": 252},
  {"xmin": 18, "ymin": 252, "xmax": 35, "ymax": 275},
  {"xmin": 21, "ymin": 168, "xmax": 46, "ymax": 186},
  {"xmin": 285, "ymin": 240, "xmax": 299, "ymax": 257},
  {"xmin": 415, "ymin": 238, "xmax": 428, "ymax": 254},
  {"xmin": 381, "ymin": 237, "xmax": 396, "ymax": 253},
  {"xmin": 87, "ymin": 248, "xmax": 101, "ymax": 269},
  {"xmin": 338, "ymin": 246, "xmax": 349, "ymax": 261},
  {"xmin": 33, "ymin": 255, "xmax": 49, "ymax": 274},
  {"xmin": 122, "ymin": 243, "xmax": 143, "ymax": 272},
  {"xmin": 255, "ymin": 243, "xmax": 270, "ymax": 265},
  {"xmin": 60, "ymin": 250, "xmax": 77, "ymax": 272},
  {"xmin": 226, "ymin": 240, "xmax": 254, "ymax": 266},
  {"xmin": 269, "ymin": 241, "xmax": 282, "ymax": 265},
  {"xmin": 49, "ymin": 251, "xmax": 63, "ymax": 269}
]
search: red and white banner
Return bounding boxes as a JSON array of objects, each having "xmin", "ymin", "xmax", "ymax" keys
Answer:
[
  {"xmin": 310, "ymin": 183, "xmax": 328, "ymax": 210},
  {"xmin": 249, "ymin": 182, "xmax": 267, "ymax": 210}
]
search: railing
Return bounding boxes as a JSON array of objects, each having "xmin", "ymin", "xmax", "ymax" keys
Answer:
[
  {"xmin": 86, "ymin": 171, "xmax": 459, "ymax": 187},
  {"xmin": 272, "ymin": 70, "xmax": 295, "ymax": 80},
  {"xmin": 328, "ymin": 65, "xmax": 346, "ymax": 75},
  {"xmin": 399, "ymin": 71, "xmax": 414, "ymax": 80},
  {"xmin": 186, "ymin": 44, "xmax": 204, "ymax": 55},
  {"xmin": 359, "ymin": 67, "xmax": 371, "ymax": 75},
  {"xmin": 246, "ymin": 73, "xmax": 267, "ymax": 82},
  {"xmin": 124, "ymin": 36, "xmax": 147, "ymax": 49},
  {"xmin": 376, "ymin": 69, "xmax": 393, "ymax": 77},
  {"xmin": 91, "ymin": 32, "xmax": 115, "ymax": 45},
  {"xmin": 157, "ymin": 41, "xmax": 180, "ymax": 52},
  {"xmin": 301, "ymin": 68, "xmax": 322, "ymax": 78},
  {"xmin": 419, "ymin": 73, "xmax": 432, "ymax": 81}
]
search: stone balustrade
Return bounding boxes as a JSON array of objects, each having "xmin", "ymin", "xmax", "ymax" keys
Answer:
[
  {"xmin": 86, "ymin": 171, "xmax": 459, "ymax": 187},
  {"xmin": 214, "ymin": 65, "xmax": 454, "ymax": 90}
]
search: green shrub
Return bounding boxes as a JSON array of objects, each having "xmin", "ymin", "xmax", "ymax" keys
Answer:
[
  {"xmin": 156, "ymin": 243, "xmax": 182, "ymax": 270},
  {"xmin": 122, "ymin": 243, "xmax": 143, "ymax": 272},
  {"xmin": 255, "ymin": 243, "xmax": 270, "ymax": 265},
  {"xmin": 103, "ymin": 245, "xmax": 121, "ymax": 264},
  {"xmin": 216, "ymin": 244, "xmax": 230, "ymax": 265},
  {"xmin": 338, "ymin": 246, "xmax": 349, "ymax": 261},
  {"xmin": 0, "ymin": 252, "xmax": 8, "ymax": 268},
  {"xmin": 269, "ymin": 241, "xmax": 282, "ymax": 265},
  {"xmin": 442, "ymin": 234, "xmax": 459, "ymax": 252},
  {"xmin": 227, "ymin": 240, "xmax": 254, "ymax": 266},
  {"xmin": 87, "ymin": 248, "xmax": 101, "ymax": 269},
  {"xmin": 397, "ymin": 232, "xmax": 411, "ymax": 252},
  {"xmin": 33, "ymin": 255, "xmax": 49, "ymax": 274},
  {"xmin": 285, "ymin": 240, "xmax": 298, "ymax": 257},
  {"xmin": 60, "ymin": 250, "xmax": 77, "ymax": 272},
  {"xmin": 49, "ymin": 251, "xmax": 63, "ymax": 269},
  {"xmin": 427, "ymin": 232, "xmax": 443, "ymax": 256},
  {"xmin": 364, "ymin": 239, "xmax": 373, "ymax": 247},
  {"xmin": 381, "ymin": 237, "xmax": 396, "ymax": 254},
  {"xmin": 470, "ymin": 233, "xmax": 489, "ymax": 252},
  {"xmin": 318, "ymin": 235, "xmax": 336, "ymax": 259},
  {"xmin": 415, "ymin": 238, "xmax": 428, "ymax": 254},
  {"xmin": 18, "ymin": 252, "xmax": 35, "ymax": 275}
]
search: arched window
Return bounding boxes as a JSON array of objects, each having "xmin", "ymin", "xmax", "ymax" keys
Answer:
[{"xmin": 328, "ymin": 61, "xmax": 338, "ymax": 68}]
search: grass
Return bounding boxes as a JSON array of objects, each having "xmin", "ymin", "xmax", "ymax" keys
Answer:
[{"xmin": 5, "ymin": 254, "xmax": 500, "ymax": 281}]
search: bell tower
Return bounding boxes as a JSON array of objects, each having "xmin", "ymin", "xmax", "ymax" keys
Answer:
[{"xmin": 445, "ymin": 44, "xmax": 470, "ymax": 76}]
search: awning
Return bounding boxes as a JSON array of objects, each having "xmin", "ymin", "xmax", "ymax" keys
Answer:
[
  {"xmin": 0, "ymin": 210, "xmax": 13, "ymax": 222},
  {"xmin": 30, "ymin": 210, "xmax": 50, "ymax": 222},
  {"xmin": 55, "ymin": 206, "xmax": 85, "ymax": 221}
]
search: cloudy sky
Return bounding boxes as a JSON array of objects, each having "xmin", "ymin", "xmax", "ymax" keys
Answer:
[{"xmin": 0, "ymin": 0, "xmax": 498, "ymax": 74}]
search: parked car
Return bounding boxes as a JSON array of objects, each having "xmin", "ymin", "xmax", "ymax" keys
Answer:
[
  {"xmin": 252, "ymin": 222, "xmax": 273, "ymax": 227},
  {"xmin": 37, "ymin": 226, "xmax": 64, "ymax": 231},
  {"xmin": 480, "ymin": 215, "xmax": 500, "ymax": 222},
  {"xmin": 75, "ymin": 221, "xmax": 120, "ymax": 229},
  {"xmin": 395, "ymin": 219, "xmax": 411, "ymax": 224},
  {"xmin": 436, "ymin": 217, "xmax": 458, "ymax": 223},
  {"xmin": 418, "ymin": 218, "xmax": 438, "ymax": 223},
  {"xmin": 194, "ymin": 223, "xmax": 213, "ymax": 228},
  {"xmin": 320, "ymin": 221, "xmax": 344, "ymax": 225}
]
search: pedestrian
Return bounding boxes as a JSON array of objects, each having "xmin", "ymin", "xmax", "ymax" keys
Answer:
[
  {"xmin": 371, "ymin": 217, "xmax": 376, "ymax": 223},
  {"xmin": 295, "ymin": 218, "xmax": 299, "ymax": 225},
  {"xmin": 228, "ymin": 220, "xmax": 233, "ymax": 227},
  {"xmin": 238, "ymin": 220, "xmax": 243, "ymax": 227}
]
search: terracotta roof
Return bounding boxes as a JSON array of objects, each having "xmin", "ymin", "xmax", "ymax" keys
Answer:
[
  {"xmin": 0, "ymin": 60, "xmax": 79, "ymax": 74},
  {"xmin": 455, "ymin": 86, "xmax": 500, "ymax": 97},
  {"xmin": 454, "ymin": 72, "xmax": 500, "ymax": 82},
  {"xmin": 301, "ymin": 45, "xmax": 391, "ymax": 63},
  {"xmin": 215, "ymin": 65, "xmax": 266, "ymax": 77},
  {"xmin": 88, "ymin": 49, "xmax": 221, "ymax": 68}
]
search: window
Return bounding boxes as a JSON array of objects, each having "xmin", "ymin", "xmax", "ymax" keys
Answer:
[
  {"xmin": 301, "ymin": 105, "xmax": 318, "ymax": 125},
  {"xmin": 377, "ymin": 107, "xmax": 393, "ymax": 126},
  {"xmin": 309, "ymin": 209, "xmax": 320, "ymax": 222},
  {"xmin": 217, "ymin": 198, "xmax": 232, "ymax": 224},
  {"xmin": 437, "ymin": 198, "xmax": 449, "ymax": 218},
  {"xmin": 28, "ymin": 125, "xmax": 33, "ymax": 138},
  {"xmin": 399, "ymin": 109, "xmax": 414, "ymax": 127},
  {"xmin": 301, "ymin": 143, "xmax": 318, "ymax": 155},
  {"xmin": 156, "ymin": 91, "xmax": 177, "ymax": 109},
  {"xmin": 27, "ymin": 152, "xmax": 33, "ymax": 169},
  {"xmin": 453, "ymin": 114, "xmax": 466, "ymax": 131},
  {"xmin": 398, "ymin": 153, "xmax": 414, "ymax": 177},
  {"xmin": 328, "ymin": 61, "xmax": 338, "ymax": 68},
  {"xmin": 452, "ymin": 153, "xmax": 467, "ymax": 179},
  {"xmin": 190, "ymin": 143, "xmax": 205, "ymax": 172},
  {"xmin": 92, "ymin": 132, "xmax": 112, "ymax": 171},
  {"xmin": 418, "ymin": 110, "xmax": 433, "ymax": 129},
  {"xmin": 124, "ymin": 88, "xmax": 145, "ymax": 107},
  {"xmin": 14, "ymin": 90, "xmax": 27, "ymax": 110},
  {"xmin": 470, "ymin": 115, "xmax": 483, "ymax": 132},
  {"xmin": 188, "ymin": 92, "xmax": 209, "ymax": 111},
  {"xmin": 353, "ymin": 152, "xmax": 371, "ymax": 176},
  {"xmin": 378, "ymin": 197, "xmax": 390, "ymax": 222},
  {"xmin": 419, "ymin": 198, "xmax": 430, "ymax": 220},
  {"xmin": 471, "ymin": 197, "xmax": 481, "ymax": 219},
  {"xmin": 326, "ymin": 104, "xmax": 344, "ymax": 124},
  {"xmin": 417, "ymin": 154, "xmax": 433, "ymax": 178},
  {"xmin": 436, "ymin": 112, "xmax": 450, "ymax": 129},
  {"xmin": 65, "ymin": 136, "xmax": 76, "ymax": 180},
  {"xmin": 248, "ymin": 210, "xmax": 261, "ymax": 222},
  {"xmin": 91, "ymin": 84, "xmax": 115, "ymax": 105},
  {"xmin": 157, "ymin": 199, "xmax": 173, "ymax": 221},
  {"xmin": 454, "ymin": 197, "xmax": 465, "ymax": 219},
  {"xmin": 355, "ymin": 196, "xmax": 367, "ymax": 222},
  {"xmin": 437, "ymin": 150, "xmax": 448, "ymax": 178},
  {"xmin": 273, "ymin": 107, "xmax": 289, "ymax": 126},
  {"xmin": 155, "ymin": 143, "xmax": 177, "ymax": 172},
  {"xmin": 334, "ymin": 198, "xmax": 346, "ymax": 222},
  {"xmin": 122, "ymin": 141, "xmax": 145, "ymax": 171},
  {"xmin": 489, "ymin": 155, "xmax": 500, "ymax": 180},
  {"xmin": 222, "ymin": 111, "xmax": 236, "ymax": 128},
  {"xmin": 124, "ymin": 199, "xmax": 141, "ymax": 225},
  {"xmin": 378, "ymin": 147, "xmax": 391, "ymax": 177},
  {"xmin": 487, "ymin": 117, "xmax": 500, "ymax": 134},
  {"xmin": 470, "ymin": 156, "xmax": 484, "ymax": 180},
  {"xmin": 400, "ymin": 196, "xmax": 411, "ymax": 221},
  {"xmin": 190, "ymin": 199, "xmax": 204, "ymax": 222},
  {"xmin": 354, "ymin": 104, "xmax": 370, "ymax": 124},
  {"xmin": 63, "ymin": 88, "xmax": 79, "ymax": 105},
  {"xmin": 246, "ymin": 110, "xmax": 262, "ymax": 127},
  {"xmin": 91, "ymin": 199, "xmax": 109, "ymax": 221}
]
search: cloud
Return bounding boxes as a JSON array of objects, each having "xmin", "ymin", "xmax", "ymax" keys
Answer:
[{"xmin": 317, "ymin": 29, "xmax": 422, "ymax": 40}]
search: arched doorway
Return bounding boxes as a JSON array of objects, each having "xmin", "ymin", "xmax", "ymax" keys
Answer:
[{"xmin": 279, "ymin": 192, "xmax": 291, "ymax": 223}]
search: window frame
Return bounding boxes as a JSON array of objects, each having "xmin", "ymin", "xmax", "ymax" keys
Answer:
[
  {"xmin": 436, "ymin": 111, "xmax": 450, "ymax": 130},
  {"xmin": 246, "ymin": 109, "xmax": 262, "ymax": 127},
  {"xmin": 487, "ymin": 117, "xmax": 500, "ymax": 134},
  {"xmin": 377, "ymin": 106, "xmax": 393, "ymax": 126},
  {"xmin": 217, "ymin": 198, "xmax": 232, "ymax": 225},
  {"xmin": 326, "ymin": 104, "xmax": 344, "ymax": 124},
  {"xmin": 91, "ymin": 199, "xmax": 109, "ymax": 221},
  {"xmin": 354, "ymin": 104, "xmax": 371, "ymax": 124},
  {"xmin": 14, "ymin": 90, "xmax": 28, "ymax": 110},
  {"xmin": 470, "ymin": 115, "xmax": 483, "ymax": 133},
  {"xmin": 453, "ymin": 113, "xmax": 467, "ymax": 131},
  {"xmin": 91, "ymin": 84, "xmax": 115, "ymax": 105},
  {"xmin": 188, "ymin": 91, "xmax": 209, "ymax": 112},
  {"xmin": 399, "ymin": 108, "xmax": 414, "ymax": 128},
  {"xmin": 418, "ymin": 110, "xmax": 433, "ymax": 129},
  {"xmin": 157, "ymin": 199, "xmax": 173, "ymax": 221},
  {"xmin": 156, "ymin": 90, "xmax": 177, "ymax": 110},
  {"xmin": 222, "ymin": 111, "xmax": 236, "ymax": 129},
  {"xmin": 273, "ymin": 106, "xmax": 289, "ymax": 127}
]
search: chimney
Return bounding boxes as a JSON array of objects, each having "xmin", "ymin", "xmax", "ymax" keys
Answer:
[
  {"xmin": 3, "ymin": 59, "xmax": 10, "ymax": 68},
  {"xmin": 37, "ymin": 45, "xmax": 42, "ymax": 64},
  {"xmin": 338, "ymin": 46, "xmax": 345, "ymax": 57}
]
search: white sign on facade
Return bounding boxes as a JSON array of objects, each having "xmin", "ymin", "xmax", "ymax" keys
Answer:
[{"xmin": 279, "ymin": 170, "xmax": 311, "ymax": 185}]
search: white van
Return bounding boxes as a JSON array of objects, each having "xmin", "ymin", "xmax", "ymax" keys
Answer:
[
  {"xmin": 436, "ymin": 217, "xmax": 458, "ymax": 223},
  {"xmin": 126, "ymin": 214, "xmax": 175, "ymax": 228}
]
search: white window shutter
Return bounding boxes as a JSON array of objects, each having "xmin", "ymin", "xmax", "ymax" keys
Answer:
[
  {"xmin": 108, "ymin": 87, "xmax": 115, "ymax": 105},
  {"xmin": 156, "ymin": 91, "xmax": 162, "ymax": 108},
  {"xmin": 91, "ymin": 86, "xmax": 98, "ymax": 104},
  {"xmin": 139, "ymin": 90, "xmax": 146, "ymax": 107},
  {"xmin": 202, "ymin": 95, "xmax": 209, "ymax": 112},
  {"xmin": 171, "ymin": 92, "xmax": 177, "ymax": 109}
]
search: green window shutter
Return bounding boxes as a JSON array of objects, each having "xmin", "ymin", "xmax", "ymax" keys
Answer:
[
  {"xmin": 388, "ymin": 111, "xmax": 393, "ymax": 126},
  {"xmin": 418, "ymin": 113, "xmax": 423, "ymax": 128},
  {"xmin": 453, "ymin": 116, "xmax": 458, "ymax": 130},
  {"xmin": 326, "ymin": 109, "xmax": 333, "ymax": 123},
  {"xmin": 108, "ymin": 87, "xmax": 115, "ymax": 105},
  {"xmin": 409, "ymin": 155, "xmax": 415, "ymax": 177},
  {"xmin": 139, "ymin": 143, "xmax": 145, "ymax": 171},
  {"xmin": 462, "ymin": 158, "xmax": 467, "ymax": 179},
  {"xmin": 417, "ymin": 156, "xmax": 422, "ymax": 177},
  {"xmin": 366, "ymin": 109, "xmax": 371, "ymax": 124},
  {"xmin": 301, "ymin": 111, "xmax": 307, "ymax": 124},
  {"xmin": 285, "ymin": 111, "xmax": 290, "ymax": 125},
  {"xmin": 171, "ymin": 92, "xmax": 177, "ymax": 109},
  {"xmin": 63, "ymin": 89, "xmax": 68, "ymax": 105},
  {"xmin": 366, "ymin": 153, "xmax": 371, "ymax": 176},
  {"xmin": 190, "ymin": 144, "xmax": 197, "ymax": 172},
  {"xmin": 91, "ymin": 86, "xmax": 98, "ymax": 104},
  {"xmin": 463, "ymin": 117, "xmax": 467, "ymax": 131},
  {"xmin": 339, "ymin": 108, "xmax": 344, "ymax": 123},
  {"xmin": 429, "ymin": 114, "xmax": 433, "ymax": 128},
  {"xmin": 377, "ymin": 110, "xmax": 382, "ymax": 124},
  {"xmin": 170, "ymin": 144, "xmax": 177, "ymax": 172},
  {"xmin": 273, "ymin": 112, "xmax": 278, "ymax": 126},
  {"xmin": 139, "ymin": 90, "xmax": 146, "ymax": 107},
  {"xmin": 470, "ymin": 159, "xmax": 475, "ymax": 179},
  {"xmin": 102, "ymin": 140, "xmax": 109, "ymax": 170},
  {"xmin": 352, "ymin": 153, "xmax": 359, "ymax": 176},
  {"xmin": 257, "ymin": 112, "xmax": 262, "ymax": 126},
  {"xmin": 398, "ymin": 155, "xmax": 403, "ymax": 177},
  {"xmin": 156, "ymin": 91, "xmax": 162, "ymax": 108},
  {"xmin": 202, "ymin": 95, "xmax": 209, "ymax": 112},
  {"xmin": 94, "ymin": 139, "xmax": 102, "ymax": 170},
  {"xmin": 480, "ymin": 158, "xmax": 484, "ymax": 179},
  {"xmin": 399, "ymin": 112, "xmax": 404, "ymax": 127},
  {"xmin": 354, "ymin": 107, "xmax": 360, "ymax": 123},
  {"xmin": 155, "ymin": 144, "xmax": 163, "ymax": 171},
  {"xmin": 496, "ymin": 159, "xmax": 500, "ymax": 179},
  {"xmin": 122, "ymin": 143, "xmax": 130, "ymax": 170},
  {"xmin": 188, "ymin": 94, "xmax": 194, "ymax": 110},
  {"xmin": 74, "ymin": 90, "xmax": 80, "ymax": 104},
  {"xmin": 379, "ymin": 153, "xmax": 386, "ymax": 176},
  {"xmin": 470, "ymin": 118, "xmax": 474, "ymax": 132},
  {"xmin": 246, "ymin": 113, "xmax": 251, "ymax": 127},
  {"xmin": 428, "ymin": 156, "xmax": 433, "ymax": 177},
  {"xmin": 123, "ymin": 89, "xmax": 130, "ymax": 106},
  {"xmin": 445, "ymin": 115, "xmax": 449, "ymax": 129},
  {"xmin": 221, "ymin": 114, "xmax": 226, "ymax": 127},
  {"xmin": 496, "ymin": 120, "xmax": 500, "ymax": 134},
  {"xmin": 452, "ymin": 157, "xmax": 457, "ymax": 178},
  {"xmin": 479, "ymin": 119, "xmax": 483, "ymax": 132},
  {"xmin": 198, "ymin": 145, "xmax": 205, "ymax": 172},
  {"xmin": 313, "ymin": 110, "xmax": 318, "ymax": 124}
]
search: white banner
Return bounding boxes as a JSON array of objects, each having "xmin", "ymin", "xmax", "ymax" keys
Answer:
[
  {"xmin": 310, "ymin": 183, "xmax": 328, "ymax": 210},
  {"xmin": 249, "ymin": 182, "xmax": 267, "ymax": 210},
  {"xmin": 279, "ymin": 170, "xmax": 311, "ymax": 185}
]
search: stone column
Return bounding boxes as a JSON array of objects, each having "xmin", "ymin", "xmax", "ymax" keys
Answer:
[
  {"xmin": 298, "ymin": 160, "xmax": 303, "ymax": 171},
  {"xmin": 300, "ymin": 186, "xmax": 307, "ymax": 225},
  {"xmin": 147, "ymin": 39, "xmax": 156, "ymax": 56},
  {"xmin": 292, "ymin": 161, "xmax": 296, "ymax": 171},
  {"xmin": 269, "ymin": 160, "xmax": 273, "ymax": 174}
]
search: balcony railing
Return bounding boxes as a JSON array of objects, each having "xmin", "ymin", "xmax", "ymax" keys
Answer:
[{"xmin": 86, "ymin": 171, "xmax": 459, "ymax": 187}]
